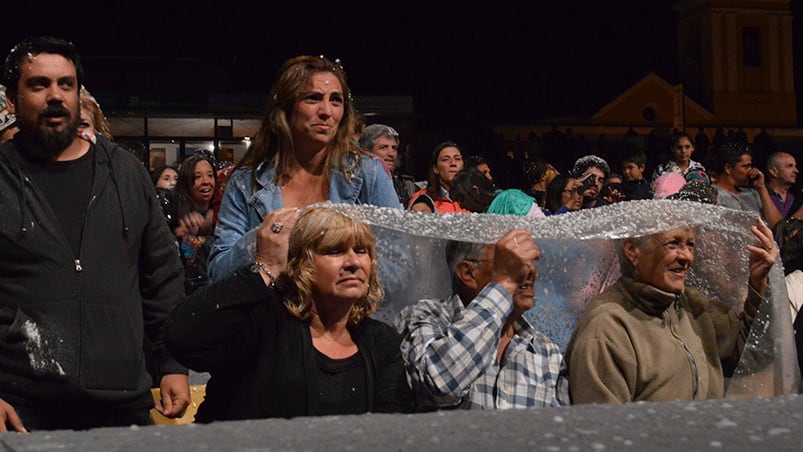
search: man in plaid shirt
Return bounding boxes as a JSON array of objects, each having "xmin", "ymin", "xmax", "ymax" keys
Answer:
[{"xmin": 395, "ymin": 230, "xmax": 565, "ymax": 410}]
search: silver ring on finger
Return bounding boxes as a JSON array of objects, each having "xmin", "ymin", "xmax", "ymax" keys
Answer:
[
  {"xmin": 271, "ymin": 222, "xmax": 283, "ymax": 234},
  {"xmin": 513, "ymin": 236, "xmax": 519, "ymax": 247}
]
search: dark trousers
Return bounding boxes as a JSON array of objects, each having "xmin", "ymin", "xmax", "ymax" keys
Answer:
[{"xmin": 10, "ymin": 402, "xmax": 151, "ymax": 431}]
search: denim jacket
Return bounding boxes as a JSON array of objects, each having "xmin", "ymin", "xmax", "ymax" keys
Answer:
[{"xmin": 208, "ymin": 154, "xmax": 399, "ymax": 281}]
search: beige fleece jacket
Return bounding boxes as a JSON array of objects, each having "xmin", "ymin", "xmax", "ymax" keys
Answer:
[{"xmin": 565, "ymin": 276, "xmax": 759, "ymax": 404}]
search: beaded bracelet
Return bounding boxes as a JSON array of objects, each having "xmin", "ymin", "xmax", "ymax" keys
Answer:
[{"xmin": 251, "ymin": 261, "xmax": 276, "ymax": 288}]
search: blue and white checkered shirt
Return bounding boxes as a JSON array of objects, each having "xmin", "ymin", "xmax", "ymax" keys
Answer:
[{"xmin": 395, "ymin": 282, "xmax": 565, "ymax": 410}]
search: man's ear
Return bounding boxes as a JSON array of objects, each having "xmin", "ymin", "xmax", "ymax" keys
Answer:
[
  {"xmin": 723, "ymin": 163, "xmax": 733, "ymax": 176},
  {"xmin": 768, "ymin": 166, "xmax": 779, "ymax": 179},
  {"xmin": 455, "ymin": 261, "xmax": 479, "ymax": 292},
  {"xmin": 6, "ymin": 90, "xmax": 16, "ymax": 113},
  {"xmin": 622, "ymin": 239, "xmax": 639, "ymax": 268}
]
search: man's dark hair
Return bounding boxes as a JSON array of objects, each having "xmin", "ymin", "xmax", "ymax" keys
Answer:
[
  {"xmin": 464, "ymin": 155, "xmax": 487, "ymax": 171},
  {"xmin": 717, "ymin": 141, "xmax": 752, "ymax": 173},
  {"xmin": 522, "ymin": 160, "xmax": 550, "ymax": 185},
  {"xmin": 571, "ymin": 155, "xmax": 610, "ymax": 178},
  {"xmin": 450, "ymin": 167, "xmax": 497, "ymax": 213},
  {"xmin": 3, "ymin": 36, "xmax": 83, "ymax": 97},
  {"xmin": 621, "ymin": 149, "xmax": 646, "ymax": 167}
]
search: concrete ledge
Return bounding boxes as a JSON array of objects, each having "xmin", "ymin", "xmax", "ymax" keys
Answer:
[{"xmin": 3, "ymin": 395, "xmax": 803, "ymax": 451}]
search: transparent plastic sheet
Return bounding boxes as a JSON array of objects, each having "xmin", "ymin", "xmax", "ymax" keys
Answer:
[{"xmin": 324, "ymin": 199, "xmax": 800, "ymax": 399}]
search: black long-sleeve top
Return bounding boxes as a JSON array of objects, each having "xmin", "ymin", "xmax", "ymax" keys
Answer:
[{"xmin": 164, "ymin": 266, "xmax": 413, "ymax": 422}]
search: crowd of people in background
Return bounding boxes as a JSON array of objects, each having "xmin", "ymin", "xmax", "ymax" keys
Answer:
[{"xmin": 0, "ymin": 35, "xmax": 799, "ymax": 433}]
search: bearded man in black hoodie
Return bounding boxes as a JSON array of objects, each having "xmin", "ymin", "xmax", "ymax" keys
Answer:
[{"xmin": 0, "ymin": 36, "xmax": 189, "ymax": 431}]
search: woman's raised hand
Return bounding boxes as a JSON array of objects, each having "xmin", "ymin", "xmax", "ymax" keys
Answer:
[
  {"xmin": 255, "ymin": 208, "xmax": 301, "ymax": 278},
  {"xmin": 746, "ymin": 218, "xmax": 779, "ymax": 296}
]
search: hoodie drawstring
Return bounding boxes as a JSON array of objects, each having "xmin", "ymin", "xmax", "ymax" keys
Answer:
[{"xmin": 102, "ymin": 146, "xmax": 129, "ymax": 237}]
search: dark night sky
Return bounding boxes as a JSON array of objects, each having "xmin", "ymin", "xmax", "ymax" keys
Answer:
[{"xmin": 3, "ymin": 1, "xmax": 802, "ymax": 126}]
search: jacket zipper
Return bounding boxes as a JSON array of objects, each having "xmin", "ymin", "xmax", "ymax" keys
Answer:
[{"xmin": 664, "ymin": 301, "xmax": 699, "ymax": 399}]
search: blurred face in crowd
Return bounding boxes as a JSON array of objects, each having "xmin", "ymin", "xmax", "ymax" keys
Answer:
[
  {"xmin": 190, "ymin": 160, "xmax": 215, "ymax": 206},
  {"xmin": 581, "ymin": 166, "xmax": 605, "ymax": 200},
  {"xmin": 476, "ymin": 163, "xmax": 493, "ymax": 182},
  {"xmin": 672, "ymin": 137, "xmax": 694, "ymax": 167},
  {"xmin": 156, "ymin": 167, "xmax": 178, "ymax": 190},
  {"xmin": 622, "ymin": 162, "xmax": 644, "ymax": 182},
  {"xmin": 434, "ymin": 146, "xmax": 464, "ymax": 188},
  {"xmin": 727, "ymin": 154, "xmax": 753, "ymax": 187},
  {"xmin": 78, "ymin": 107, "xmax": 95, "ymax": 135},
  {"xmin": 289, "ymin": 72, "xmax": 344, "ymax": 150},
  {"xmin": 370, "ymin": 136, "xmax": 399, "ymax": 172},
  {"xmin": 770, "ymin": 153, "xmax": 798, "ymax": 187},
  {"xmin": 561, "ymin": 177, "xmax": 583, "ymax": 211},
  {"xmin": 11, "ymin": 53, "xmax": 80, "ymax": 156},
  {"xmin": 542, "ymin": 164, "xmax": 559, "ymax": 186},
  {"xmin": 625, "ymin": 228, "xmax": 695, "ymax": 294}
]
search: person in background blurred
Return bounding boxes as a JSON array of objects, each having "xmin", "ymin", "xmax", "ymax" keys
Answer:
[
  {"xmin": 171, "ymin": 153, "xmax": 217, "ymax": 294},
  {"xmin": 597, "ymin": 173, "xmax": 627, "ymax": 205},
  {"xmin": 408, "ymin": 142, "xmax": 468, "ymax": 213},
  {"xmin": 651, "ymin": 132, "xmax": 710, "ymax": 185},
  {"xmin": 523, "ymin": 160, "xmax": 559, "ymax": 207},
  {"xmin": 620, "ymin": 149, "xmax": 652, "ymax": 200},
  {"xmin": 713, "ymin": 142, "xmax": 782, "ymax": 229},
  {"xmin": 571, "ymin": 155, "xmax": 609, "ymax": 209},
  {"xmin": 774, "ymin": 218, "xmax": 803, "ymax": 322},
  {"xmin": 0, "ymin": 84, "xmax": 17, "ymax": 142},
  {"xmin": 358, "ymin": 123, "xmax": 414, "ymax": 206},
  {"xmin": 77, "ymin": 87, "xmax": 112, "ymax": 143},
  {"xmin": 153, "ymin": 165, "xmax": 179, "ymax": 191},
  {"xmin": 450, "ymin": 167, "xmax": 545, "ymax": 217},
  {"xmin": 465, "ymin": 155, "xmax": 494, "ymax": 183},
  {"xmin": 543, "ymin": 175, "xmax": 582, "ymax": 215},
  {"xmin": 653, "ymin": 172, "xmax": 686, "ymax": 200},
  {"xmin": 765, "ymin": 152, "xmax": 800, "ymax": 219}
]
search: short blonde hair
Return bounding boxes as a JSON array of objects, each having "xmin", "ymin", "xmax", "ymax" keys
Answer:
[{"xmin": 282, "ymin": 207, "xmax": 383, "ymax": 324}]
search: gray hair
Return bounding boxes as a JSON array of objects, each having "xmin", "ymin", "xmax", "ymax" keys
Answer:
[
  {"xmin": 445, "ymin": 240, "xmax": 490, "ymax": 294},
  {"xmin": 358, "ymin": 124, "xmax": 399, "ymax": 151},
  {"xmin": 766, "ymin": 152, "xmax": 792, "ymax": 172},
  {"xmin": 571, "ymin": 155, "xmax": 610, "ymax": 178}
]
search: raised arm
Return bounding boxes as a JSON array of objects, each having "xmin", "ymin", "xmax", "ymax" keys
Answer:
[
  {"xmin": 751, "ymin": 169, "xmax": 784, "ymax": 229},
  {"xmin": 395, "ymin": 230, "xmax": 538, "ymax": 408},
  {"xmin": 395, "ymin": 284, "xmax": 513, "ymax": 408},
  {"xmin": 166, "ymin": 208, "xmax": 300, "ymax": 371}
]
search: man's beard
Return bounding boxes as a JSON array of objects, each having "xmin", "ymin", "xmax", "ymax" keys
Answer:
[{"xmin": 19, "ymin": 105, "xmax": 79, "ymax": 159}]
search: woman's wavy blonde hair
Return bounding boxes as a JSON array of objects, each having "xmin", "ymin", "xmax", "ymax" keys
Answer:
[
  {"xmin": 281, "ymin": 207, "xmax": 383, "ymax": 325},
  {"xmin": 79, "ymin": 87, "xmax": 112, "ymax": 140},
  {"xmin": 239, "ymin": 55, "xmax": 361, "ymax": 190}
]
